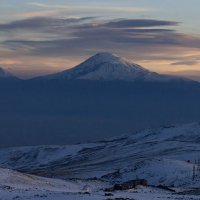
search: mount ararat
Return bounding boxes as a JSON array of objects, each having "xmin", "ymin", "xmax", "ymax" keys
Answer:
[
  {"xmin": 36, "ymin": 52, "xmax": 189, "ymax": 82},
  {"xmin": 0, "ymin": 53, "xmax": 200, "ymax": 147}
]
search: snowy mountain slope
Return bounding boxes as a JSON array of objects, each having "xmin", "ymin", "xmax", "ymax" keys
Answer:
[
  {"xmin": 110, "ymin": 158, "xmax": 195, "ymax": 187},
  {"xmin": 1, "ymin": 167, "xmax": 200, "ymax": 200},
  {"xmin": 0, "ymin": 168, "xmax": 80, "ymax": 193},
  {"xmin": 1, "ymin": 122, "xmax": 200, "ymax": 187},
  {"xmin": 0, "ymin": 67, "xmax": 19, "ymax": 80},
  {"xmin": 40, "ymin": 52, "xmax": 188, "ymax": 82},
  {"xmin": 0, "ymin": 168, "xmax": 104, "ymax": 200},
  {"xmin": 0, "ymin": 143, "xmax": 101, "ymax": 170},
  {"xmin": 0, "ymin": 67, "xmax": 11, "ymax": 78}
]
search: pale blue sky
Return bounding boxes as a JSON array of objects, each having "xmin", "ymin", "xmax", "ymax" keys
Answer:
[{"xmin": 0, "ymin": 0, "xmax": 199, "ymax": 78}]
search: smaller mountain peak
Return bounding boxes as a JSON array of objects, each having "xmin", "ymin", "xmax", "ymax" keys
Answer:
[
  {"xmin": 0, "ymin": 67, "xmax": 17, "ymax": 79},
  {"xmin": 0, "ymin": 67, "xmax": 10, "ymax": 77},
  {"xmin": 0, "ymin": 67, "xmax": 5, "ymax": 72}
]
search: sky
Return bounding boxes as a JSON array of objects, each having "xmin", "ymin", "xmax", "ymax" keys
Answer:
[{"xmin": 0, "ymin": 0, "xmax": 200, "ymax": 79}]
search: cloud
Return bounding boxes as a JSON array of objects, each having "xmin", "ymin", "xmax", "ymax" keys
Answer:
[
  {"xmin": 29, "ymin": 2, "xmax": 148, "ymax": 13},
  {"xmin": 102, "ymin": 19, "xmax": 179, "ymax": 28},
  {"xmin": 10, "ymin": 10, "xmax": 62, "ymax": 19},
  {"xmin": 170, "ymin": 54, "xmax": 200, "ymax": 66},
  {"xmin": 1, "ymin": 16, "xmax": 200, "ymax": 78},
  {"xmin": 0, "ymin": 17, "xmax": 95, "ymax": 30},
  {"xmin": 1, "ymin": 17, "xmax": 186, "ymax": 56},
  {"xmin": 171, "ymin": 60, "xmax": 199, "ymax": 66},
  {"xmin": 29, "ymin": 2, "xmax": 56, "ymax": 8},
  {"xmin": 2, "ymin": 17, "xmax": 199, "ymax": 57},
  {"xmin": 0, "ymin": 18, "xmax": 175, "ymax": 31}
]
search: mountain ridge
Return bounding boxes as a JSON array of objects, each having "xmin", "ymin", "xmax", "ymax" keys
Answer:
[
  {"xmin": 37, "ymin": 52, "xmax": 190, "ymax": 82},
  {"xmin": 0, "ymin": 122, "xmax": 200, "ymax": 187},
  {"xmin": 0, "ymin": 67, "xmax": 17, "ymax": 79},
  {"xmin": 1, "ymin": 53, "xmax": 200, "ymax": 147}
]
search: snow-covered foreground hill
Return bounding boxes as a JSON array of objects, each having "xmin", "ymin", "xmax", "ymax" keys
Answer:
[
  {"xmin": 1, "ymin": 168, "xmax": 200, "ymax": 200},
  {"xmin": 1, "ymin": 122, "xmax": 200, "ymax": 199},
  {"xmin": 1, "ymin": 122, "xmax": 200, "ymax": 188}
]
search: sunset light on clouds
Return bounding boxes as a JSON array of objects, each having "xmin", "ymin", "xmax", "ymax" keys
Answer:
[{"xmin": 0, "ymin": 0, "xmax": 200, "ymax": 79}]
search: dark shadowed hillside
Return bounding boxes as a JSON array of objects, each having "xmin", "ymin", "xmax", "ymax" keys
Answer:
[{"xmin": 1, "ymin": 79, "xmax": 200, "ymax": 147}]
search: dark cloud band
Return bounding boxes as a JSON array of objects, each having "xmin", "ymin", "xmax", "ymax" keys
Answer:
[{"xmin": 0, "ymin": 16, "xmax": 200, "ymax": 66}]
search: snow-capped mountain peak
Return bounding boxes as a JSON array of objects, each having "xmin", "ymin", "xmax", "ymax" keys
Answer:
[
  {"xmin": 0, "ymin": 67, "xmax": 16, "ymax": 79},
  {"xmin": 0, "ymin": 67, "xmax": 11, "ymax": 78},
  {"xmin": 78, "ymin": 52, "xmax": 148, "ymax": 72},
  {"xmin": 87, "ymin": 52, "xmax": 122, "ymax": 63},
  {"xmin": 43, "ymin": 52, "xmax": 186, "ymax": 82},
  {"xmin": 81, "ymin": 52, "xmax": 143, "ymax": 69}
]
